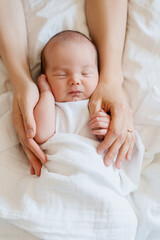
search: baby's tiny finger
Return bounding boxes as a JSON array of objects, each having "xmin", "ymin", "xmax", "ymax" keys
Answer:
[
  {"xmin": 89, "ymin": 117, "xmax": 109, "ymax": 128},
  {"xmin": 91, "ymin": 129, "xmax": 108, "ymax": 136},
  {"xmin": 89, "ymin": 122, "xmax": 109, "ymax": 131},
  {"xmin": 90, "ymin": 111, "xmax": 110, "ymax": 121}
]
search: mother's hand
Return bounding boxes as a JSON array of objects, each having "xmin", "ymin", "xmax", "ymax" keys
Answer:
[
  {"xmin": 89, "ymin": 76, "xmax": 135, "ymax": 169},
  {"xmin": 12, "ymin": 80, "xmax": 47, "ymax": 176}
]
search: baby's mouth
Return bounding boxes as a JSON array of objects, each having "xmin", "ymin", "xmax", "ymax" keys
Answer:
[{"xmin": 68, "ymin": 90, "xmax": 82, "ymax": 95}]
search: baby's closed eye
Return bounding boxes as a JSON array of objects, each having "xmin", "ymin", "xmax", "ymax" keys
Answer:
[
  {"xmin": 81, "ymin": 71, "xmax": 93, "ymax": 77},
  {"xmin": 52, "ymin": 72, "xmax": 67, "ymax": 78}
]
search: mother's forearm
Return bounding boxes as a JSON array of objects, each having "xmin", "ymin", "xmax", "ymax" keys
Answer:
[
  {"xmin": 85, "ymin": 0, "xmax": 127, "ymax": 83},
  {"xmin": 0, "ymin": 0, "xmax": 32, "ymax": 90}
]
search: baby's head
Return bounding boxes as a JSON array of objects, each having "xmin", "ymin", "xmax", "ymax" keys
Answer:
[{"xmin": 41, "ymin": 30, "xmax": 99, "ymax": 102}]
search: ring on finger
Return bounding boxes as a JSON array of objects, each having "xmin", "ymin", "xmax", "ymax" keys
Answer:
[{"xmin": 127, "ymin": 129, "xmax": 133, "ymax": 133}]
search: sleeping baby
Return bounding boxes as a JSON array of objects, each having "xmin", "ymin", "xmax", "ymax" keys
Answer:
[
  {"xmin": 34, "ymin": 30, "xmax": 110, "ymax": 169},
  {"xmin": 32, "ymin": 29, "xmax": 143, "ymax": 196}
]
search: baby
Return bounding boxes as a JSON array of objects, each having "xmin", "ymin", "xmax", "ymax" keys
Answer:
[{"xmin": 34, "ymin": 30, "xmax": 110, "ymax": 159}]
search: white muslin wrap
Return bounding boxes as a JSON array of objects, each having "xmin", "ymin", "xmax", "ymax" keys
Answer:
[{"xmin": 0, "ymin": 99, "xmax": 144, "ymax": 240}]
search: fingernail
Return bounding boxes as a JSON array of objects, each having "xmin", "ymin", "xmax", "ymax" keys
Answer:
[
  {"xmin": 97, "ymin": 148, "xmax": 104, "ymax": 154},
  {"xmin": 42, "ymin": 155, "xmax": 47, "ymax": 164},
  {"xmin": 117, "ymin": 161, "xmax": 122, "ymax": 169},
  {"xmin": 105, "ymin": 159, "xmax": 112, "ymax": 166},
  {"xmin": 36, "ymin": 169, "xmax": 41, "ymax": 177}
]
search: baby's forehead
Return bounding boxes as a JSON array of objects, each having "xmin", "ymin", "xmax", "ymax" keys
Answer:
[
  {"xmin": 41, "ymin": 31, "xmax": 98, "ymax": 72},
  {"xmin": 44, "ymin": 31, "xmax": 97, "ymax": 54},
  {"xmin": 48, "ymin": 36, "xmax": 94, "ymax": 53}
]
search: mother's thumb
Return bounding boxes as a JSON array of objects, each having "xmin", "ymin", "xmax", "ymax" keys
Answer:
[
  {"xmin": 21, "ymin": 105, "xmax": 36, "ymax": 138},
  {"xmin": 89, "ymin": 98, "xmax": 102, "ymax": 116}
]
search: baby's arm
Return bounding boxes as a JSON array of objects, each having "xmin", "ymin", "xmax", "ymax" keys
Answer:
[
  {"xmin": 88, "ymin": 110, "xmax": 110, "ymax": 140},
  {"xmin": 34, "ymin": 75, "xmax": 55, "ymax": 144}
]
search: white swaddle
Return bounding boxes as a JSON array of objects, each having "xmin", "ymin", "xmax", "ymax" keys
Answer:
[
  {"xmin": 0, "ymin": 99, "xmax": 144, "ymax": 240},
  {"xmin": 51, "ymin": 99, "xmax": 144, "ymax": 196}
]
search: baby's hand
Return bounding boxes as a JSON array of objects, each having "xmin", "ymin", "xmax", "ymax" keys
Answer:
[{"xmin": 88, "ymin": 110, "xmax": 110, "ymax": 140}]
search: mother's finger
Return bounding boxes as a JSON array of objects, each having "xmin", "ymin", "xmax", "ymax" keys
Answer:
[
  {"xmin": 19, "ymin": 100, "xmax": 37, "ymax": 138},
  {"xmin": 114, "ymin": 135, "xmax": 131, "ymax": 169},
  {"xmin": 104, "ymin": 107, "xmax": 134, "ymax": 167},
  {"xmin": 97, "ymin": 104, "xmax": 124, "ymax": 154},
  {"xmin": 118, "ymin": 107, "xmax": 134, "ymax": 163},
  {"xmin": 29, "ymin": 161, "xmax": 35, "ymax": 175},
  {"xmin": 115, "ymin": 130, "xmax": 135, "ymax": 168},
  {"xmin": 126, "ymin": 133, "xmax": 135, "ymax": 161},
  {"xmin": 103, "ymin": 130, "xmax": 126, "ymax": 166},
  {"xmin": 23, "ymin": 137, "xmax": 47, "ymax": 164},
  {"xmin": 20, "ymin": 138, "xmax": 42, "ymax": 177},
  {"xmin": 13, "ymin": 109, "xmax": 46, "ymax": 164}
]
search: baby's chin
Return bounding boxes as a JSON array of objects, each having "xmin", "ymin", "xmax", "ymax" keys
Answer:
[
  {"xmin": 56, "ymin": 96, "xmax": 88, "ymax": 102},
  {"xmin": 69, "ymin": 96, "xmax": 85, "ymax": 102}
]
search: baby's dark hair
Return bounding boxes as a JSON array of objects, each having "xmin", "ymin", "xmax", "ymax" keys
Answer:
[{"xmin": 41, "ymin": 30, "xmax": 98, "ymax": 74}]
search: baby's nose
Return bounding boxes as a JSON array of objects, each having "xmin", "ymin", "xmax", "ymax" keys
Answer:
[
  {"xmin": 70, "ymin": 75, "xmax": 81, "ymax": 85},
  {"xmin": 71, "ymin": 81, "xmax": 80, "ymax": 85}
]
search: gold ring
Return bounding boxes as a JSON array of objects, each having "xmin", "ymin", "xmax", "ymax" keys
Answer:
[{"xmin": 127, "ymin": 129, "xmax": 133, "ymax": 133}]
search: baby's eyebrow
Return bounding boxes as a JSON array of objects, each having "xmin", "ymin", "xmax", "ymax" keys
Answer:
[
  {"xmin": 82, "ymin": 65, "xmax": 95, "ymax": 71},
  {"xmin": 51, "ymin": 66, "xmax": 66, "ymax": 72}
]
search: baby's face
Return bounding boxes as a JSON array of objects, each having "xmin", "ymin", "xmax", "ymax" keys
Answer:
[{"xmin": 44, "ymin": 40, "xmax": 99, "ymax": 102}]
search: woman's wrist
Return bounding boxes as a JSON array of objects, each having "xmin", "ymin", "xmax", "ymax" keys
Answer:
[
  {"xmin": 99, "ymin": 68, "xmax": 124, "ymax": 87},
  {"xmin": 12, "ymin": 76, "xmax": 36, "ymax": 94}
]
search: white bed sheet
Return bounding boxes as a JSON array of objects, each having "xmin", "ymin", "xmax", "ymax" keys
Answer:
[{"xmin": 0, "ymin": 0, "xmax": 160, "ymax": 239}]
